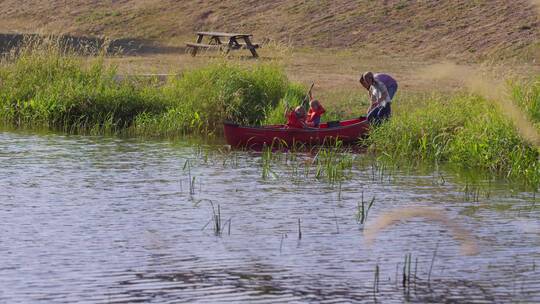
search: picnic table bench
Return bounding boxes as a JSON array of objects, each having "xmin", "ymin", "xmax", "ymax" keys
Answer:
[{"xmin": 186, "ymin": 31, "xmax": 259, "ymax": 58}]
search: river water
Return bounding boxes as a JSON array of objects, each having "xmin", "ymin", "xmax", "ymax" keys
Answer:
[{"xmin": 0, "ymin": 130, "xmax": 539, "ymax": 303}]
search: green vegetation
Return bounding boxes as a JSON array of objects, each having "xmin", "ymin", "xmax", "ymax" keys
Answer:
[
  {"xmin": 1, "ymin": 41, "xmax": 538, "ymax": 187},
  {"xmin": 366, "ymin": 93, "xmax": 540, "ymax": 189},
  {"xmin": 0, "ymin": 41, "xmax": 303, "ymax": 136},
  {"xmin": 0, "ymin": 41, "xmax": 164, "ymax": 133},
  {"xmin": 312, "ymin": 142, "xmax": 354, "ymax": 183},
  {"xmin": 356, "ymin": 192, "xmax": 375, "ymax": 225},
  {"xmin": 258, "ymin": 140, "xmax": 354, "ymax": 184},
  {"xmin": 133, "ymin": 62, "xmax": 299, "ymax": 136},
  {"xmin": 512, "ymin": 78, "xmax": 540, "ymax": 126},
  {"xmin": 261, "ymin": 85, "xmax": 304, "ymax": 125}
]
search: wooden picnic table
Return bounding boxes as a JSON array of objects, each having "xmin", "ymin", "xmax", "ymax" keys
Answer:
[{"xmin": 186, "ymin": 31, "xmax": 259, "ymax": 58}]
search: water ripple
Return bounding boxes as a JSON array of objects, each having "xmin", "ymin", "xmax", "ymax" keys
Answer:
[{"xmin": 0, "ymin": 130, "xmax": 539, "ymax": 303}]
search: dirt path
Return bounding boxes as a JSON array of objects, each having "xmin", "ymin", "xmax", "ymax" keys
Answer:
[{"xmin": 105, "ymin": 49, "xmax": 540, "ymax": 99}]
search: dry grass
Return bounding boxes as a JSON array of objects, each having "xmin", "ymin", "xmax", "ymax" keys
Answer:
[
  {"xmin": 0, "ymin": 0, "xmax": 538, "ymax": 61},
  {"xmin": 101, "ymin": 47, "xmax": 540, "ymax": 116},
  {"xmin": 2, "ymin": 1, "xmax": 538, "ymax": 111},
  {"xmin": 532, "ymin": 0, "xmax": 540, "ymax": 15}
]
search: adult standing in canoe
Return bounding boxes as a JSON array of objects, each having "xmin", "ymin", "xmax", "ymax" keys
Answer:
[{"xmin": 359, "ymin": 72, "xmax": 398, "ymax": 124}]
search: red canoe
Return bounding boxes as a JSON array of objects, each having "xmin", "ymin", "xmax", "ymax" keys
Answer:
[{"xmin": 223, "ymin": 117, "xmax": 370, "ymax": 148}]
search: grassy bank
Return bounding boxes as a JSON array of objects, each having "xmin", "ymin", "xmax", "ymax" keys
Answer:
[
  {"xmin": 512, "ymin": 77, "xmax": 540, "ymax": 127},
  {"xmin": 366, "ymin": 93, "xmax": 540, "ymax": 189},
  {"xmin": 0, "ymin": 41, "xmax": 304, "ymax": 136},
  {"xmin": 0, "ymin": 42, "xmax": 538, "ymax": 188},
  {"xmin": 132, "ymin": 64, "xmax": 304, "ymax": 136}
]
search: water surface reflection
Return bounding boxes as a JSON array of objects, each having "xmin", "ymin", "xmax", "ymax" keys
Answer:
[{"xmin": 0, "ymin": 130, "xmax": 538, "ymax": 303}]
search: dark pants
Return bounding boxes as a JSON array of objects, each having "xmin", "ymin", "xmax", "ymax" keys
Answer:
[
  {"xmin": 367, "ymin": 83, "xmax": 397, "ymax": 125},
  {"xmin": 367, "ymin": 102, "xmax": 391, "ymax": 125}
]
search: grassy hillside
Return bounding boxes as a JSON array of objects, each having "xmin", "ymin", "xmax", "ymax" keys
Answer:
[{"xmin": 0, "ymin": 0, "xmax": 538, "ymax": 61}]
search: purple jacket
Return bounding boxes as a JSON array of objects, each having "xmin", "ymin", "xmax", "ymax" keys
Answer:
[{"xmin": 374, "ymin": 73, "xmax": 397, "ymax": 89}]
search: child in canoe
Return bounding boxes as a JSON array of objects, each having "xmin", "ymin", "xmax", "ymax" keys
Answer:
[
  {"xmin": 285, "ymin": 106, "xmax": 307, "ymax": 128},
  {"xmin": 306, "ymin": 99, "xmax": 325, "ymax": 127}
]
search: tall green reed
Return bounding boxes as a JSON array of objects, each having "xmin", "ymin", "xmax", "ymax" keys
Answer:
[
  {"xmin": 261, "ymin": 83, "xmax": 305, "ymax": 125},
  {"xmin": 139, "ymin": 62, "xmax": 291, "ymax": 136},
  {"xmin": 0, "ymin": 38, "xmax": 166, "ymax": 133},
  {"xmin": 367, "ymin": 93, "xmax": 540, "ymax": 189},
  {"xmin": 313, "ymin": 140, "xmax": 354, "ymax": 183},
  {"xmin": 0, "ymin": 39, "xmax": 300, "ymax": 136},
  {"xmin": 511, "ymin": 77, "xmax": 540, "ymax": 125}
]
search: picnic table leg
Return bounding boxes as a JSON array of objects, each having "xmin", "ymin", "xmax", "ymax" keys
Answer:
[
  {"xmin": 225, "ymin": 37, "xmax": 239, "ymax": 55},
  {"xmin": 225, "ymin": 41, "xmax": 232, "ymax": 55},
  {"xmin": 210, "ymin": 36, "xmax": 226, "ymax": 54},
  {"xmin": 209, "ymin": 36, "xmax": 222, "ymax": 45},
  {"xmin": 243, "ymin": 36, "xmax": 259, "ymax": 58},
  {"xmin": 191, "ymin": 34, "xmax": 204, "ymax": 56}
]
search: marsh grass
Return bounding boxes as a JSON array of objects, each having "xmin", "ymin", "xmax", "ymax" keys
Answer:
[
  {"xmin": 403, "ymin": 253, "xmax": 412, "ymax": 295},
  {"xmin": 256, "ymin": 139, "xmax": 356, "ymax": 184},
  {"xmin": 511, "ymin": 77, "xmax": 540, "ymax": 126},
  {"xmin": 261, "ymin": 84, "xmax": 305, "ymax": 125},
  {"xmin": 356, "ymin": 191, "xmax": 375, "ymax": 225},
  {"xmin": 297, "ymin": 218, "xmax": 302, "ymax": 240},
  {"xmin": 261, "ymin": 145, "xmax": 278, "ymax": 179},
  {"xmin": 373, "ymin": 263, "xmax": 380, "ymax": 296},
  {"xmin": 312, "ymin": 140, "xmax": 354, "ymax": 183},
  {"xmin": 135, "ymin": 62, "xmax": 293, "ymax": 136},
  {"xmin": 196, "ymin": 199, "xmax": 229, "ymax": 236},
  {"xmin": 183, "ymin": 159, "xmax": 196, "ymax": 195},
  {"xmin": 0, "ymin": 39, "xmax": 302, "ymax": 136},
  {"xmin": 3, "ymin": 40, "xmax": 538, "ymax": 188},
  {"xmin": 0, "ymin": 38, "xmax": 166, "ymax": 133},
  {"xmin": 212, "ymin": 203, "xmax": 222, "ymax": 236},
  {"xmin": 463, "ymin": 182, "xmax": 482, "ymax": 202},
  {"xmin": 367, "ymin": 93, "xmax": 540, "ymax": 189}
]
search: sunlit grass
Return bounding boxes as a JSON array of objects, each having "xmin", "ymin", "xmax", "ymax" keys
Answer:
[
  {"xmin": 511, "ymin": 77, "xmax": 540, "ymax": 127},
  {"xmin": 1, "ymin": 39, "xmax": 539, "ymax": 187},
  {"xmin": 0, "ymin": 39, "xmax": 302, "ymax": 136},
  {"xmin": 366, "ymin": 93, "xmax": 540, "ymax": 189}
]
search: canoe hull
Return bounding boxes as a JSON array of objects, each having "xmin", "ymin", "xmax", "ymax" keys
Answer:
[{"xmin": 223, "ymin": 118, "xmax": 369, "ymax": 148}]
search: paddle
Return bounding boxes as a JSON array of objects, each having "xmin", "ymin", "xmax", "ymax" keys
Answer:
[
  {"xmin": 301, "ymin": 83, "xmax": 315, "ymax": 109},
  {"xmin": 284, "ymin": 82, "xmax": 313, "ymax": 125}
]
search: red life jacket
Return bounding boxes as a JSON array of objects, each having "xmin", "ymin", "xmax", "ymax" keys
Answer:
[
  {"xmin": 306, "ymin": 105, "xmax": 326, "ymax": 127},
  {"xmin": 286, "ymin": 111, "xmax": 305, "ymax": 128}
]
